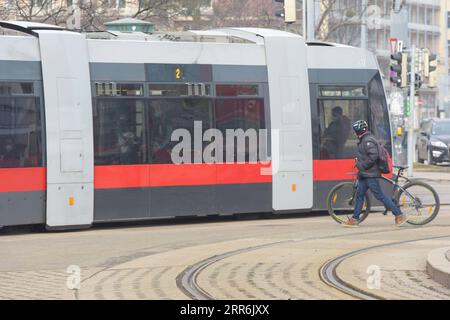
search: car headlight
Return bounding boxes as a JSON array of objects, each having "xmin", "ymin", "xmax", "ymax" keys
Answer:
[{"xmin": 431, "ymin": 140, "xmax": 447, "ymax": 148}]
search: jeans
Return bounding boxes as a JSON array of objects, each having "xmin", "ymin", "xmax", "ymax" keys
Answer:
[{"xmin": 353, "ymin": 177, "xmax": 402, "ymax": 220}]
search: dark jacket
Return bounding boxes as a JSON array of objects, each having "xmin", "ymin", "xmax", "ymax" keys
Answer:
[{"xmin": 356, "ymin": 132, "xmax": 381, "ymax": 178}]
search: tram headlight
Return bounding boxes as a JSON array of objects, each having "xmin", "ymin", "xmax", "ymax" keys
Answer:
[{"xmin": 430, "ymin": 140, "xmax": 447, "ymax": 148}]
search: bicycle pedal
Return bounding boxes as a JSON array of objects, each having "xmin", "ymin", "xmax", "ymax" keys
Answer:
[{"xmin": 382, "ymin": 210, "xmax": 388, "ymax": 216}]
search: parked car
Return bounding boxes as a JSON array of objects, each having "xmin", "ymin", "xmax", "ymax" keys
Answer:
[{"xmin": 416, "ymin": 118, "xmax": 450, "ymax": 165}]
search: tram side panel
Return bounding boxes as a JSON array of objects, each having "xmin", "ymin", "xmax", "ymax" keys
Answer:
[
  {"xmin": 308, "ymin": 68, "xmax": 393, "ymax": 210},
  {"xmin": 262, "ymin": 32, "xmax": 313, "ymax": 212},
  {"xmin": 91, "ymin": 62, "xmax": 273, "ymax": 222}
]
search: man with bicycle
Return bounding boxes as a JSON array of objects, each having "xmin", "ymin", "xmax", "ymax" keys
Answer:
[{"xmin": 343, "ymin": 120, "xmax": 408, "ymax": 227}]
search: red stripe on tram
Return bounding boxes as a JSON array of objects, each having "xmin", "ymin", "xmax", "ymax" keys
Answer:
[
  {"xmin": 0, "ymin": 167, "xmax": 46, "ymax": 192},
  {"xmin": 94, "ymin": 162, "xmax": 273, "ymax": 189}
]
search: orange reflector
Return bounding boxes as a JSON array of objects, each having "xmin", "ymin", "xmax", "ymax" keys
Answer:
[
  {"xmin": 69, "ymin": 196, "xmax": 75, "ymax": 206},
  {"xmin": 401, "ymin": 196, "xmax": 406, "ymax": 206},
  {"xmin": 332, "ymin": 194, "xmax": 337, "ymax": 203},
  {"xmin": 292, "ymin": 184, "xmax": 296, "ymax": 192},
  {"xmin": 428, "ymin": 207, "xmax": 433, "ymax": 214}
]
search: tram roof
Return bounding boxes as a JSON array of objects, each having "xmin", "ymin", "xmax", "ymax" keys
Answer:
[{"xmin": 0, "ymin": 21, "xmax": 379, "ymax": 70}]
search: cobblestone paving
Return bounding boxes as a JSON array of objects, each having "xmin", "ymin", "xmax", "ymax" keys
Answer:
[
  {"xmin": 337, "ymin": 238, "xmax": 450, "ymax": 300},
  {"xmin": 1, "ymin": 206, "xmax": 449, "ymax": 300}
]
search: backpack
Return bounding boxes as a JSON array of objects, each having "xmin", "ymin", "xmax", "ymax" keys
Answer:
[{"xmin": 375, "ymin": 140, "xmax": 392, "ymax": 174}]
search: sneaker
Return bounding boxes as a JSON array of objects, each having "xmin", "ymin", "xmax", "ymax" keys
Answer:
[
  {"xmin": 342, "ymin": 217, "xmax": 359, "ymax": 228},
  {"xmin": 395, "ymin": 214, "xmax": 408, "ymax": 227}
]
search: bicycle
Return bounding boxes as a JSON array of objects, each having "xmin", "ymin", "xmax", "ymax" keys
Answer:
[{"xmin": 326, "ymin": 164, "xmax": 440, "ymax": 226}]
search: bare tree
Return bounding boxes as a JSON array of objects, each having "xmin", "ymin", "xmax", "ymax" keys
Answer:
[
  {"xmin": 211, "ymin": 0, "xmax": 282, "ymax": 29},
  {"xmin": 315, "ymin": 0, "xmax": 366, "ymax": 46},
  {"xmin": 0, "ymin": 2, "xmax": 13, "ymax": 20},
  {"xmin": 14, "ymin": 0, "xmax": 67, "ymax": 25},
  {"xmin": 73, "ymin": 0, "xmax": 119, "ymax": 31},
  {"xmin": 132, "ymin": 0, "xmax": 184, "ymax": 29}
]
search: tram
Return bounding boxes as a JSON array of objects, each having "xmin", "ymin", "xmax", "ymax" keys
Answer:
[{"xmin": 0, "ymin": 21, "xmax": 392, "ymax": 229}]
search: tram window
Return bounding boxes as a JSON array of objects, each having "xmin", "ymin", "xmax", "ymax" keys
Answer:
[
  {"xmin": 216, "ymin": 85, "xmax": 259, "ymax": 97},
  {"xmin": 319, "ymin": 86, "xmax": 366, "ymax": 97},
  {"xmin": 318, "ymin": 100, "xmax": 368, "ymax": 159},
  {"xmin": 148, "ymin": 84, "xmax": 211, "ymax": 97},
  {"xmin": 215, "ymin": 99, "xmax": 266, "ymax": 162},
  {"xmin": 95, "ymin": 83, "xmax": 143, "ymax": 97},
  {"xmin": 369, "ymin": 74, "xmax": 392, "ymax": 154},
  {"xmin": 148, "ymin": 99, "xmax": 212, "ymax": 164},
  {"xmin": 93, "ymin": 99, "xmax": 147, "ymax": 165},
  {"xmin": 0, "ymin": 82, "xmax": 34, "ymax": 96},
  {"xmin": 0, "ymin": 97, "xmax": 42, "ymax": 168}
]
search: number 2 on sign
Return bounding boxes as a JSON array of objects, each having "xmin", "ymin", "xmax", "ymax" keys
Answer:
[{"xmin": 175, "ymin": 68, "xmax": 182, "ymax": 79}]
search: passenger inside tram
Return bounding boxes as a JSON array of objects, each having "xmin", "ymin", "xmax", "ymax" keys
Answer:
[
  {"xmin": 0, "ymin": 137, "xmax": 21, "ymax": 167},
  {"xmin": 321, "ymin": 106, "xmax": 351, "ymax": 159}
]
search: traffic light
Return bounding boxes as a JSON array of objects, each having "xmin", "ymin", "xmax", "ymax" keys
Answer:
[
  {"xmin": 390, "ymin": 52, "xmax": 409, "ymax": 88},
  {"xmin": 423, "ymin": 50, "xmax": 437, "ymax": 77},
  {"xmin": 423, "ymin": 49, "xmax": 437, "ymax": 88},
  {"xmin": 413, "ymin": 73, "xmax": 423, "ymax": 93},
  {"xmin": 274, "ymin": 0, "xmax": 296, "ymax": 23}
]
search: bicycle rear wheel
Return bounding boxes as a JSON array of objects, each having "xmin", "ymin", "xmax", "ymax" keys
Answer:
[
  {"xmin": 394, "ymin": 180, "xmax": 440, "ymax": 225},
  {"xmin": 326, "ymin": 182, "xmax": 371, "ymax": 224}
]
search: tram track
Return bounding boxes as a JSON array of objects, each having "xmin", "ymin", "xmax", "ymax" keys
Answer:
[
  {"xmin": 176, "ymin": 226, "xmax": 448, "ymax": 300},
  {"xmin": 319, "ymin": 235, "xmax": 450, "ymax": 300},
  {"xmin": 176, "ymin": 241, "xmax": 294, "ymax": 300}
]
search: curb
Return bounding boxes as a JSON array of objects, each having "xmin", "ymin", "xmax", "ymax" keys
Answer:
[{"xmin": 426, "ymin": 247, "xmax": 450, "ymax": 289}]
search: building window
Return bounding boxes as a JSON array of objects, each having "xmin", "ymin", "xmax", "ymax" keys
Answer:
[
  {"xmin": 447, "ymin": 40, "xmax": 450, "ymax": 58},
  {"xmin": 109, "ymin": 0, "xmax": 126, "ymax": 9}
]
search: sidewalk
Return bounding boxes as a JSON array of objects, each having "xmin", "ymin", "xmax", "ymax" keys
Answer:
[
  {"xmin": 408, "ymin": 170, "xmax": 450, "ymax": 181},
  {"xmin": 427, "ymin": 247, "xmax": 450, "ymax": 289}
]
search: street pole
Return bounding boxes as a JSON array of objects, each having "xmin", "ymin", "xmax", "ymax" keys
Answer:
[
  {"xmin": 361, "ymin": 0, "xmax": 367, "ymax": 49},
  {"xmin": 445, "ymin": 0, "xmax": 449, "ymax": 118},
  {"xmin": 408, "ymin": 46, "xmax": 416, "ymax": 177},
  {"xmin": 302, "ymin": 0, "xmax": 307, "ymax": 40},
  {"xmin": 306, "ymin": 0, "xmax": 315, "ymax": 40}
]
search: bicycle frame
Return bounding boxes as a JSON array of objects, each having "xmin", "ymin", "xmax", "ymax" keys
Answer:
[
  {"xmin": 349, "ymin": 166, "xmax": 417, "ymax": 210},
  {"xmin": 380, "ymin": 169, "xmax": 414, "ymax": 200}
]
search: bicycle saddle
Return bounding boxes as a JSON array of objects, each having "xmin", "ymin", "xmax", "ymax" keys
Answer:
[{"xmin": 393, "ymin": 165, "xmax": 408, "ymax": 170}]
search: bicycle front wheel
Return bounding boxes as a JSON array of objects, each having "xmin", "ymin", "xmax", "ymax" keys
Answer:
[
  {"xmin": 394, "ymin": 180, "xmax": 440, "ymax": 226},
  {"xmin": 326, "ymin": 182, "xmax": 371, "ymax": 224}
]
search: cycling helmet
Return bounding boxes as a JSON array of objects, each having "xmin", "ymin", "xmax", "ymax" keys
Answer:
[{"xmin": 352, "ymin": 120, "xmax": 368, "ymax": 136}]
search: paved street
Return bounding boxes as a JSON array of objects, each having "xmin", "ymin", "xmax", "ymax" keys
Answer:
[
  {"xmin": 2, "ymin": 0, "xmax": 450, "ymax": 305},
  {"xmin": 1, "ymin": 173, "xmax": 449, "ymax": 300}
]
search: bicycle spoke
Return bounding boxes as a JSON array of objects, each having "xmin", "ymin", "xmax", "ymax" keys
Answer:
[
  {"xmin": 397, "ymin": 182, "xmax": 439, "ymax": 225},
  {"xmin": 327, "ymin": 182, "xmax": 371, "ymax": 225}
]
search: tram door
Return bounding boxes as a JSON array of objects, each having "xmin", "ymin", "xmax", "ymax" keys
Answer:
[
  {"xmin": 264, "ymin": 32, "xmax": 313, "ymax": 211},
  {"xmin": 36, "ymin": 30, "xmax": 94, "ymax": 229}
]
